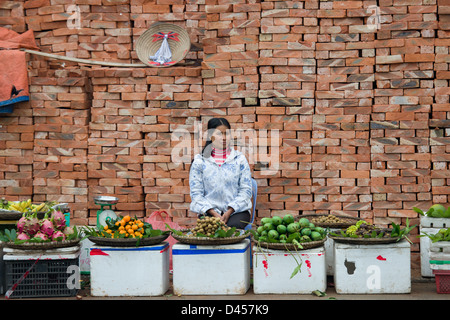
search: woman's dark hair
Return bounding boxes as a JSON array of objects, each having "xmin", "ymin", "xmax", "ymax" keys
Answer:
[{"xmin": 201, "ymin": 117, "xmax": 231, "ymax": 158}]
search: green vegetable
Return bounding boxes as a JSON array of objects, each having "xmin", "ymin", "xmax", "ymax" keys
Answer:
[
  {"xmin": 264, "ymin": 222, "xmax": 275, "ymax": 231},
  {"xmin": 301, "ymin": 228, "xmax": 311, "ymax": 236},
  {"xmin": 277, "ymin": 224, "xmax": 287, "ymax": 234},
  {"xmin": 268, "ymin": 229, "xmax": 279, "ymax": 240},
  {"xmin": 272, "ymin": 216, "xmax": 282, "ymax": 226},
  {"xmin": 282, "ymin": 214, "xmax": 295, "ymax": 225},
  {"xmin": 261, "ymin": 217, "xmax": 272, "ymax": 225},
  {"xmin": 419, "ymin": 227, "xmax": 450, "ymax": 243},
  {"xmin": 311, "ymin": 231, "xmax": 322, "ymax": 241},
  {"xmin": 298, "ymin": 217, "xmax": 310, "ymax": 228},
  {"xmin": 413, "ymin": 204, "xmax": 450, "ymax": 218},
  {"xmin": 287, "ymin": 222, "xmax": 299, "ymax": 234}
]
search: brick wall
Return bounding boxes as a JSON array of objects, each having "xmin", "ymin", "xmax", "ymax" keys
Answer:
[{"xmin": 1, "ymin": 0, "xmax": 450, "ymax": 269}]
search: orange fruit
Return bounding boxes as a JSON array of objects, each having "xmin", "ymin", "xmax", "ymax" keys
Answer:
[
  {"xmin": 132, "ymin": 224, "xmax": 138, "ymax": 231},
  {"xmin": 123, "ymin": 215, "xmax": 131, "ymax": 223}
]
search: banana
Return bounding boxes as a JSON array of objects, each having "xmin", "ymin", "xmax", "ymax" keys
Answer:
[
  {"xmin": 35, "ymin": 203, "xmax": 46, "ymax": 212},
  {"xmin": 9, "ymin": 204, "xmax": 21, "ymax": 212}
]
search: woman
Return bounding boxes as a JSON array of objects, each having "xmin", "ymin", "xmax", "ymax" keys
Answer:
[{"xmin": 189, "ymin": 118, "xmax": 253, "ymax": 229}]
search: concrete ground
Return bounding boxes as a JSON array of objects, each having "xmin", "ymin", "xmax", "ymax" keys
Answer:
[
  {"xmin": 1, "ymin": 266, "xmax": 445, "ymax": 301},
  {"xmin": 70, "ymin": 268, "xmax": 446, "ymax": 301}
]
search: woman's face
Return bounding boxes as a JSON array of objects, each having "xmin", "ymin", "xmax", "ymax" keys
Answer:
[{"xmin": 210, "ymin": 125, "xmax": 231, "ymax": 150}]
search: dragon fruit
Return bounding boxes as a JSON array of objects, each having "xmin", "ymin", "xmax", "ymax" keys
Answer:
[
  {"xmin": 40, "ymin": 212, "xmax": 55, "ymax": 237},
  {"xmin": 17, "ymin": 233, "xmax": 30, "ymax": 241},
  {"xmin": 33, "ymin": 231, "xmax": 48, "ymax": 241},
  {"xmin": 16, "ymin": 215, "xmax": 27, "ymax": 233},
  {"xmin": 51, "ymin": 210, "xmax": 66, "ymax": 230},
  {"xmin": 63, "ymin": 226, "xmax": 74, "ymax": 236},
  {"xmin": 23, "ymin": 212, "xmax": 41, "ymax": 236},
  {"xmin": 52, "ymin": 230, "xmax": 66, "ymax": 241}
]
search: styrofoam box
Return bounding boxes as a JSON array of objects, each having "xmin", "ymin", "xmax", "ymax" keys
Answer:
[
  {"xmin": 420, "ymin": 217, "xmax": 450, "ymax": 277},
  {"xmin": 325, "ymin": 228, "xmax": 340, "ymax": 276},
  {"xmin": 429, "ymin": 241, "xmax": 450, "ymax": 271},
  {"xmin": 79, "ymin": 237, "xmax": 94, "ymax": 274},
  {"xmin": 253, "ymin": 246, "xmax": 326, "ymax": 294},
  {"xmin": 172, "ymin": 239, "xmax": 250, "ymax": 295},
  {"xmin": 334, "ymin": 240, "xmax": 411, "ymax": 294},
  {"xmin": 420, "ymin": 216, "xmax": 450, "ymax": 229},
  {"xmin": 3, "ymin": 244, "xmax": 81, "ymax": 259},
  {"xmin": 89, "ymin": 242, "xmax": 169, "ymax": 297},
  {"xmin": 420, "ymin": 227, "xmax": 440, "ymax": 277}
]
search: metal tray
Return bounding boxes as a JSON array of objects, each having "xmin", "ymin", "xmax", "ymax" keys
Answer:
[{"xmin": 94, "ymin": 196, "xmax": 119, "ymax": 205}]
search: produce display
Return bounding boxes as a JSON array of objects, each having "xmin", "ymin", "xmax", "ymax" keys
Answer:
[
  {"xmin": 413, "ymin": 204, "xmax": 450, "ymax": 218},
  {"xmin": 0, "ymin": 209, "xmax": 78, "ymax": 243},
  {"xmin": 0, "ymin": 198, "xmax": 52, "ymax": 213},
  {"xmin": 330, "ymin": 218, "xmax": 416, "ymax": 243},
  {"xmin": 84, "ymin": 215, "xmax": 168, "ymax": 239},
  {"xmin": 309, "ymin": 214, "xmax": 357, "ymax": 226},
  {"xmin": 170, "ymin": 216, "xmax": 243, "ymax": 238},
  {"xmin": 253, "ymin": 214, "xmax": 327, "ymax": 247},
  {"xmin": 420, "ymin": 228, "xmax": 450, "ymax": 243}
]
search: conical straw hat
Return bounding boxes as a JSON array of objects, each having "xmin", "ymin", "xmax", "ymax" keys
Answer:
[{"xmin": 136, "ymin": 22, "xmax": 191, "ymax": 68}]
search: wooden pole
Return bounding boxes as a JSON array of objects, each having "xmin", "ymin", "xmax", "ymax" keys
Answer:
[{"xmin": 21, "ymin": 49, "xmax": 148, "ymax": 68}]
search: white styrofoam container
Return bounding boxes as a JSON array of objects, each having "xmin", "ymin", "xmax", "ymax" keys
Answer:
[
  {"xmin": 253, "ymin": 245, "xmax": 326, "ymax": 294},
  {"xmin": 89, "ymin": 242, "xmax": 169, "ymax": 297},
  {"xmin": 420, "ymin": 227, "xmax": 440, "ymax": 277},
  {"xmin": 429, "ymin": 241, "xmax": 450, "ymax": 271},
  {"xmin": 172, "ymin": 239, "xmax": 250, "ymax": 295},
  {"xmin": 334, "ymin": 240, "xmax": 411, "ymax": 294},
  {"xmin": 325, "ymin": 228, "xmax": 340, "ymax": 276},
  {"xmin": 79, "ymin": 237, "xmax": 94, "ymax": 274},
  {"xmin": 420, "ymin": 216, "xmax": 450, "ymax": 229},
  {"xmin": 419, "ymin": 216, "xmax": 450, "ymax": 277},
  {"xmin": 3, "ymin": 245, "xmax": 81, "ymax": 260}
]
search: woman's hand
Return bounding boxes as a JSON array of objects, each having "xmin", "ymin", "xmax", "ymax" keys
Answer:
[
  {"xmin": 221, "ymin": 207, "xmax": 235, "ymax": 224},
  {"xmin": 206, "ymin": 208, "xmax": 221, "ymax": 218}
]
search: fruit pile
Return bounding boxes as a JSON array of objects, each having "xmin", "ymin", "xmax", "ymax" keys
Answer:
[
  {"xmin": 188, "ymin": 216, "xmax": 234, "ymax": 237},
  {"xmin": 414, "ymin": 204, "xmax": 450, "ymax": 218},
  {"xmin": 0, "ymin": 198, "xmax": 51, "ymax": 213},
  {"xmin": 87, "ymin": 215, "xmax": 168, "ymax": 239},
  {"xmin": 310, "ymin": 214, "xmax": 356, "ymax": 225},
  {"xmin": 254, "ymin": 214, "xmax": 326, "ymax": 244},
  {"xmin": 0, "ymin": 209, "xmax": 77, "ymax": 243}
]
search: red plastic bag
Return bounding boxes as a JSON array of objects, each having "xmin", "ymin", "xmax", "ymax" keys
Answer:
[{"xmin": 145, "ymin": 210, "xmax": 180, "ymax": 271}]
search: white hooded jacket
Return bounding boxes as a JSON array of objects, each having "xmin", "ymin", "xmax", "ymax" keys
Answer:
[{"xmin": 189, "ymin": 148, "xmax": 252, "ymax": 217}]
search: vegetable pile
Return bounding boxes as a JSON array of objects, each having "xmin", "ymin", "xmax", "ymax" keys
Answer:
[
  {"xmin": 420, "ymin": 228, "xmax": 450, "ymax": 243},
  {"xmin": 413, "ymin": 204, "xmax": 450, "ymax": 218},
  {"xmin": 0, "ymin": 209, "xmax": 78, "ymax": 243},
  {"xmin": 84, "ymin": 215, "xmax": 168, "ymax": 239},
  {"xmin": 330, "ymin": 218, "xmax": 416, "ymax": 243},
  {"xmin": 167, "ymin": 216, "xmax": 243, "ymax": 239},
  {"xmin": 253, "ymin": 214, "xmax": 327, "ymax": 245}
]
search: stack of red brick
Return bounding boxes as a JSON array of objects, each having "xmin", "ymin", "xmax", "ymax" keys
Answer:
[{"xmin": 0, "ymin": 0, "xmax": 450, "ymax": 269}]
